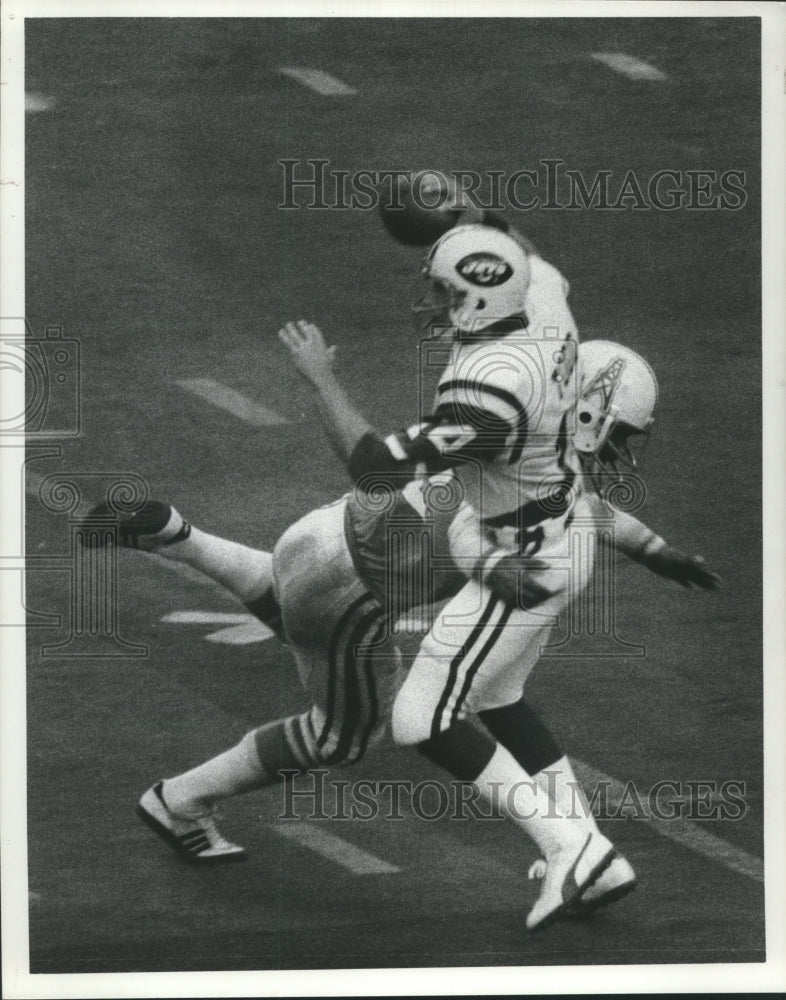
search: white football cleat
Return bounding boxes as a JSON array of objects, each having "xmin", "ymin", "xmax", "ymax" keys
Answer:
[
  {"xmin": 525, "ymin": 831, "xmax": 616, "ymax": 932},
  {"xmin": 565, "ymin": 856, "xmax": 637, "ymax": 916},
  {"xmin": 136, "ymin": 781, "xmax": 246, "ymax": 864}
]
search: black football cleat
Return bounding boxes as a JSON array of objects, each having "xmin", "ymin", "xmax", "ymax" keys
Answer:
[{"xmin": 81, "ymin": 500, "xmax": 191, "ymax": 551}]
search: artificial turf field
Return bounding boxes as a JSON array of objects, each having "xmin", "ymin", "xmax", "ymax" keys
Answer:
[{"xmin": 22, "ymin": 16, "xmax": 764, "ymax": 974}]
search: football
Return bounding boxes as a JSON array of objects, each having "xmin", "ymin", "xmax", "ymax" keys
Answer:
[{"xmin": 379, "ymin": 171, "xmax": 468, "ymax": 246}]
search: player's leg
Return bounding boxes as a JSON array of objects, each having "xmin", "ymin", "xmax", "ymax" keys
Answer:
[
  {"xmin": 391, "ymin": 578, "xmax": 615, "ymax": 930},
  {"xmin": 137, "ymin": 699, "xmax": 325, "ymax": 864},
  {"xmin": 448, "ymin": 541, "xmax": 636, "ymax": 917},
  {"xmin": 479, "ymin": 696, "xmax": 636, "ymax": 911},
  {"xmin": 81, "ymin": 499, "xmax": 283, "ymax": 635},
  {"xmin": 139, "ymin": 634, "xmax": 393, "ymax": 864},
  {"xmin": 272, "ymin": 499, "xmax": 402, "ymax": 765},
  {"xmin": 479, "ymin": 698, "xmax": 596, "ymax": 832},
  {"xmin": 137, "ymin": 500, "xmax": 396, "ymax": 862},
  {"xmin": 470, "ymin": 503, "xmax": 638, "ymax": 912}
]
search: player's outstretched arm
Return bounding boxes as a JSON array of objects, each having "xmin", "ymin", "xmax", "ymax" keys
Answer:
[
  {"xmin": 279, "ymin": 320, "xmax": 513, "ymax": 482},
  {"xmin": 635, "ymin": 540, "xmax": 722, "ymax": 590},
  {"xmin": 587, "ymin": 494, "xmax": 722, "ymax": 591},
  {"xmin": 278, "ymin": 320, "xmax": 375, "ymax": 465},
  {"xmin": 278, "ymin": 319, "xmax": 430, "ymax": 480}
]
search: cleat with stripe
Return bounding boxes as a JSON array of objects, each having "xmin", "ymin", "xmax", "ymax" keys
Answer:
[
  {"xmin": 563, "ymin": 856, "xmax": 637, "ymax": 918},
  {"xmin": 136, "ymin": 781, "xmax": 246, "ymax": 864},
  {"xmin": 81, "ymin": 500, "xmax": 191, "ymax": 552},
  {"xmin": 525, "ymin": 831, "xmax": 616, "ymax": 932}
]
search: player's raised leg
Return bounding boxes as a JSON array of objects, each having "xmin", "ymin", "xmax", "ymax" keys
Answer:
[{"xmin": 81, "ymin": 499, "xmax": 283, "ymax": 635}]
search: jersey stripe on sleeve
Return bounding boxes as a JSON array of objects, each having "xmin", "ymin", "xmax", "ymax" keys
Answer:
[{"xmin": 438, "ymin": 379, "xmax": 523, "ymax": 426}]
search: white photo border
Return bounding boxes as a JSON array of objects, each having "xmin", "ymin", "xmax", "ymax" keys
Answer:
[{"xmin": 2, "ymin": 1, "xmax": 784, "ymax": 996}]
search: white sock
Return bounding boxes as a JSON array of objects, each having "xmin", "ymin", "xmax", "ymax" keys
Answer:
[
  {"xmin": 474, "ymin": 744, "xmax": 586, "ymax": 859},
  {"xmin": 163, "ymin": 730, "xmax": 272, "ymax": 816},
  {"xmin": 159, "ymin": 527, "xmax": 274, "ymax": 604},
  {"xmin": 534, "ymin": 755, "xmax": 600, "ymax": 836}
]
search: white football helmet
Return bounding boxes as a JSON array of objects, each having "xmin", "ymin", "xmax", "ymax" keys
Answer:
[
  {"xmin": 412, "ymin": 224, "xmax": 531, "ymax": 334},
  {"xmin": 574, "ymin": 340, "xmax": 659, "ymax": 475}
]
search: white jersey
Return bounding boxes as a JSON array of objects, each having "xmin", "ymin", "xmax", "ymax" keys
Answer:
[{"xmin": 346, "ymin": 254, "xmax": 582, "ymax": 553}]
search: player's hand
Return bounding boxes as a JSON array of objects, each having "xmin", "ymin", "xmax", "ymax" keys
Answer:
[
  {"xmin": 278, "ymin": 320, "xmax": 337, "ymax": 386},
  {"xmin": 643, "ymin": 546, "xmax": 722, "ymax": 590},
  {"xmin": 481, "ymin": 553, "xmax": 555, "ymax": 608}
]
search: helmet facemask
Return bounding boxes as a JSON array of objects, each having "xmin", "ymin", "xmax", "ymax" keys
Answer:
[
  {"xmin": 411, "ymin": 276, "xmax": 465, "ymax": 337},
  {"xmin": 578, "ymin": 421, "xmax": 650, "ymax": 495},
  {"xmin": 597, "ymin": 421, "xmax": 651, "ymax": 473},
  {"xmin": 575, "ymin": 405, "xmax": 653, "ymax": 492}
]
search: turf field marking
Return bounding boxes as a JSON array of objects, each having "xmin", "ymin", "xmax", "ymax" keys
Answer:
[
  {"xmin": 270, "ymin": 822, "xmax": 400, "ymax": 874},
  {"xmin": 176, "ymin": 378, "xmax": 288, "ymax": 427},
  {"xmin": 204, "ymin": 622, "xmax": 275, "ymax": 644},
  {"xmin": 163, "ymin": 610, "xmax": 260, "ymax": 625},
  {"xmin": 573, "ymin": 759, "xmax": 764, "ymax": 884},
  {"xmin": 163, "ymin": 610, "xmax": 275, "ymax": 644},
  {"xmin": 25, "ymin": 92, "xmax": 55, "ymax": 112},
  {"xmin": 590, "ymin": 53, "xmax": 667, "ymax": 81},
  {"xmin": 279, "ymin": 67, "xmax": 357, "ymax": 96},
  {"xmin": 162, "ymin": 611, "xmax": 275, "ymax": 644}
]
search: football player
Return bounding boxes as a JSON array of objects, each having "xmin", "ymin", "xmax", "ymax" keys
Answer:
[
  {"xmin": 88, "ymin": 334, "xmax": 717, "ymax": 930},
  {"xmin": 277, "ymin": 222, "xmax": 720, "ymax": 927},
  {"xmin": 93, "ymin": 476, "xmax": 599, "ymax": 929},
  {"xmin": 279, "ymin": 224, "xmax": 608, "ymax": 933}
]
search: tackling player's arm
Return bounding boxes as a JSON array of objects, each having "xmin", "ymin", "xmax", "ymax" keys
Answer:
[
  {"xmin": 279, "ymin": 320, "xmax": 514, "ymax": 480},
  {"xmin": 278, "ymin": 320, "xmax": 374, "ymax": 465},
  {"xmin": 278, "ymin": 320, "xmax": 445, "ymax": 474},
  {"xmin": 585, "ymin": 493, "xmax": 722, "ymax": 590},
  {"xmin": 279, "ymin": 321, "xmax": 551, "ymax": 606},
  {"xmin": 347, "ymin": 396, "xmax": 511, "ymax": 483}
]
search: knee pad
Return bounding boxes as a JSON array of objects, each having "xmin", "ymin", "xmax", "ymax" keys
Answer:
[
  {"xmin": 479, "ymin": 696, "xmax": 563, "ymax": 775},
  {"xmin": 417, "ymin": 718, "xmax": 497, "ymax": 782}
]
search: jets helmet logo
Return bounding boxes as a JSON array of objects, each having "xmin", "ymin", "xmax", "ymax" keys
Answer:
[
  {"xmin": 456, "ymin": 252, "xmax": 513, "ymax": 287},
  {"xmin": 583, "ymin": 357, "xmax": 626, "ymax": 409}
]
